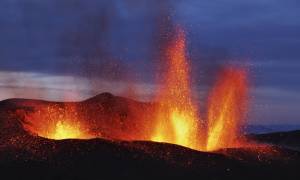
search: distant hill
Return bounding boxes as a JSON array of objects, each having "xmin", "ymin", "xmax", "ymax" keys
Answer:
[
  {"xmin": 251, "ymin": 130, "xmax": 300, "ymax": 151},
  {"xmin": 245, "ymin": 125, "xmax": 300, "ymax": 134}
]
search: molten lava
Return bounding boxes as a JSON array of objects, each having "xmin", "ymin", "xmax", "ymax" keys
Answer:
[
  {"xmin": 24, "ymin": 104, "xmax": 94, "ymax": 140},
  {"xmin": 49, "ymin": 120, "xmax": 87, "ymax": 140},
  {"xmin": 206, "ymin": 68, "xmax": 248, "ymax": 151},
  {"xmin": 22, "ymin": 26, "xmax": 250, "ymax": 151},
  {"xmin": 150, "ymin": 27, "xmax": 249, "ymax": 151},
  {"xmin": 151, "ymin": 28, "xmax": 203, "ymax": 150}
]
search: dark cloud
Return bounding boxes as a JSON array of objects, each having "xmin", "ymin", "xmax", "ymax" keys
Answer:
[
  {"xmin": 0, "ymin": 0, "xmax": 300, "ymax": 123},
  {"xmin": 1, "ymin": 0, "xmax": 299, "ymax": 74}
]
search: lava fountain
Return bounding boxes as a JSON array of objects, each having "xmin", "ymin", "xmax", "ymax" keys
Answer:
[
  {"xmin": 150, "ymin": 28, "xmax": 203, "ymax": 150},
  {"xmin": 206, "ymin": 68, "xmax": 248, "ymax": 151},
  {"xmin": 150, "ymin": 27, "xmax": 249, "ymax": 151},
  {"xmin": 22, "ymin": 26, "xmax": 249, "ymax": 152},
  {"xmin": 23, "ymin": 104, "xmax": 94, "ymax": 140}
]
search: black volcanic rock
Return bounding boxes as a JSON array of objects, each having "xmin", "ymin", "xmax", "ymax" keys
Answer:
[{"xmin": 0, "ymin": 93, "xmax": 300, "ymax": 180}]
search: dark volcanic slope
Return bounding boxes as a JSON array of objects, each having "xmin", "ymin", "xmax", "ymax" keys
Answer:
[
  {"xmin": 251, "ymin": 130, "xmax": 300, "ymax": 151},
  {"xmin": 0, "ymin": 93, "xmax": 300, "ymax": 180}
]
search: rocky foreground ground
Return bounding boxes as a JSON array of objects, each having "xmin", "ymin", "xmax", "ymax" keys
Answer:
[{"xmin": 0, "ymin": 93, "xmax": 299, "ymax": 179}]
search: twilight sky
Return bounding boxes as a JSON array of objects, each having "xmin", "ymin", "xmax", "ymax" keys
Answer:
[{"xmin": 0, "ymin": 0, "xmax": 299, "ymax": 124}]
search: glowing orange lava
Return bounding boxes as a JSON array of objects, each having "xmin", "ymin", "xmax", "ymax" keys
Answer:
[
  {"xmin": 150, "ymin": 27, "xmax": 249, "ymax": 151},
  {"xmin": 24, "ymin": 104, "xmax": 94, "ymax": 140},
  {"xmin": 151, "ymin": 28, "xmax": 203, "ymax": 150},
  {"xmin": 206, "ymin": 68, "xmax": 248, "ymax": 151},
  {"xmin": 48, "ymin": 120, "xmax": 90, "ymax": 140},
  {"xmin": 22, "ymin": 26, "xmax": 250, "ymax": 151}
]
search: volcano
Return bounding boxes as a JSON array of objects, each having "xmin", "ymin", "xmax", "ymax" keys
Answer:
[
  {"xmin": 2, "ymin": 27, "xmax": 253, "ymax": 153},
  {"xmin": 0, "ymin": 93, "xmax": 300, "ymax": 179},
  {"xmin": 1, "ymin": 27, "xmax": 300, "ymax": 179}
]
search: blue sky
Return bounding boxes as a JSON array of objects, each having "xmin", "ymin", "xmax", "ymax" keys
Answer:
[{"xmin": 0, "ymin": 0, "xmax": 299, "ymax": 124}]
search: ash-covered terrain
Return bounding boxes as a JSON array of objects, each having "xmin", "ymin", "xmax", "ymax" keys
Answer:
[{"xmin": 0, "ymin": 93, "xmax": 300, "ymax": 179}]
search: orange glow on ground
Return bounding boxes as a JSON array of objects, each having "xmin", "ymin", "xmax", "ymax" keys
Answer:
[
  {"xmin": 49, "ymin": 120, "xmax": 91, "ymax": 140},
  {"xmin": 24, "ymin": 104, "xmax": 95, "ymax": 140}
]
